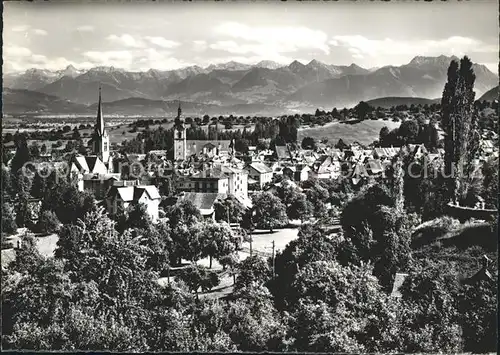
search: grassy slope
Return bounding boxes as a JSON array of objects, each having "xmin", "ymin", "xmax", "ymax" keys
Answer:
[
  {"xmin": 366, "ymin": 96, "xmax": 439, "ymax": 109},
  {"xmin": 298, "ymin": 119, "xmax": 401, "ymax": 146},
  {"xmin": 412, "ymin": 220, "xmax": 498, "ymax": 278}
]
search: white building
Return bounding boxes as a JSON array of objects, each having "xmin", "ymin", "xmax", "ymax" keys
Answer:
[
  {"xmin": 247, "ymin": 162, "xmax": 273, "ymax": 189},
  {"xmin": 70, "ymin": 155, "xmax": 109, "ymax": 191},
  {"xmin": 106, "ymin": 185, "xmax": 161, "ymax": 222}
]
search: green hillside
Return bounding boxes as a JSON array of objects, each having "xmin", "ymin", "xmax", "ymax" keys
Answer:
[
  {"xmin": 366, "ymin": 96, "xmax": 440, "ymax": 109},
  {"xmin": 479, "ymin": 86, "xmax": 498, "ymax": 102},
  {"xmin": 298, "ymin": 119, "xmax": 400, "ymax": 146}
]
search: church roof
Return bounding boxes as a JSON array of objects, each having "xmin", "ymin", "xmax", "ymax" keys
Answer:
[{"xmin": 73, "ymin": 155, "xmax": 107, "ymax": 174}]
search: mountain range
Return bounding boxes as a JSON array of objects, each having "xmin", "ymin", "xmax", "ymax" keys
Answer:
[{"xmin": 2, "ymin": 56, "xmax": 498, "ymax": 116}]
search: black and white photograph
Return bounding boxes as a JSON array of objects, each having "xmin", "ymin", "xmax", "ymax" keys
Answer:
[{"xmin": 1, "ymin": 0, "xmax": 498, "ymax": 352}]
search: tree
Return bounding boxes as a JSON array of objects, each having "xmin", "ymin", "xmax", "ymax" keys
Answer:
[
  {"xmin": 251, "ymin": 192, "xmax": 288, "ymax": 232},
  {"xmin": 2, "ymin": 202, "xmax": 18, "ymax": 235},
  {"xmin": 166, "ymin": 199, "xmax": 202, "ymax": 228},
  {"xmin": 29, "ymin": 143, "xmax": 41, "ymax": 159},
  {"xmin": 72, "ymin": 127, "xmax": 81, "ymax": 140},
  {"xmin": 340, "ymin": 184, "xmax": 395, "ymax": 265},
  {"xmin": 218, "ymin": 253, "xmax": 239, "ymax": 284},
  {"xmin": 200, "ymin": 221, "xmax": 237, "ymax": 269},
  {"xmin": 124, "ymin": 202, "xmax": 153, "ymax": 232},
  {"xmin": 287, "ymin": 192, "xmax": 312, "ymax": 223},
  {"xmin": 395, "ymin": 260, "xmax": 464, "ymax": 353},
  {"xmin": 270, "ymin": 224, "xmax": 343, "ymax": 310},
  {"xmin": 335, "ymin": 138, "xmax": 349, "ymax": 150},
  {"xmin": 457, "ymin": 278, "xmax": 497, "ymax": 352},
  {"xmin": 14, "ymin": 172, "xmax": 32, "ymax": 228},
  {"xmin": 441, "ymin": 56, "xmax": 479, "ymax": 204},
  {"xmin": 234, "ymin": 255, "xmax": 272, "ymax": 291},
  {"xmin": 354, "ymin": 101, "xmax": 374, "ymax": 120},
  {"xmin": 135, "ymin": 225, "xmax": 170, "ymax": 272},
  {"xmin": 42, "ymin": 183, "xmax": 95, "ymax": 225},
  {"xmin": 304, "ymin": 180, "xmax": 329, "ymax": 218},
  {"xmin": 286, "ymin": 261, "xmax": 395, "ymax": 353},
  {"xmin": 481, "ymin": 157, "xmax": 498, "ymax": 209},
  {"xmin": 37, "ymin": 210, "xmax": 61, "ymax": 235},
  {"xmin": 225, "ymin": 285, "xmax": 286, "ymax": 351},
  {"xmin": 11, "ymin": 134, "xmax": 31, "ymax": 174},
  {"xmin": 2, "ymin": 165, "xmax": 13, "ymax": 199},
  {"xmin": 176, "ymin": 265, "xmax": 220, "ymax": 296},
  {"xmin": 370, "ymin": 206, "xmax": 413, "ymax": 290},
  {"xmin": 379, "ymin": 126, "xmax": 390, "ymax": 145},
  {"xmin": 214, "ymin": 196, "xmax": 245, "ymax": 224},
  {"xmin": 399, "ymin": 119, "xmax": 420, "ymax": 144},
  {"xmin": 157, "ymin": 175, "xmax": 176, "ymax": 197},
  {"xmin": 301, "ymin": 137, "xmax": 317, "ymax": 150},
  {"xmin": 174, "ymin": 222, "xmax": 206, "ymax": 263}
]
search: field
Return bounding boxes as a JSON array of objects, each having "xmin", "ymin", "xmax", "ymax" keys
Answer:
[{"xmin": 298, "ymin": 119, "xmax": 401, "ymax": 146}]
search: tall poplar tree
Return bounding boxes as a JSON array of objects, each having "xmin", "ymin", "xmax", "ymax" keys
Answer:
[{"xmin": 441, "ymin": 56, "xmax": 479, "ymax": 204}]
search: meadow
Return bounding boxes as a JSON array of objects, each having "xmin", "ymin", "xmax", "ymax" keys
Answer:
[{"xmin": 298, "ymin": 119, "xmax": 401, "ymax": 146}]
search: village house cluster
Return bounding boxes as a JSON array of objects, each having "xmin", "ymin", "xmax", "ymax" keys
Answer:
[{"xmin": 20, "ymin": 88, "xmax": 494, "ymax": 224}]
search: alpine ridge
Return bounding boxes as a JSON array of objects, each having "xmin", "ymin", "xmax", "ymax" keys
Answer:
[{"xmin": 3, "ymin": 56, "xmax": 498, "ymax": 115}]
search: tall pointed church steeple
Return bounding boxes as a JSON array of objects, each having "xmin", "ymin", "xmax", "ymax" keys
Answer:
[
  {"xmin": 92, "ymin": 85, "xmax": 110, "ymax": 164},
  {"xmin": 177, "ymin": 100, "xmax": 182, "ymax": 120},
  {"xmin": 96, "ymin": 85, "xmax": 105, "ymax": 136}
]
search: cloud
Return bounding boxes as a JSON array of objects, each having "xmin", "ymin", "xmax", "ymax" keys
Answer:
[
  {"xmin": 3, "ymin": 46, "xmax": 32, "ymax": 57},
  {"xmin": 106, "ymin": 34, "xmax": 180, "ymax": 50},
  {"xmin": 330, "ymin": 35, "xmax": 498, "ymax": 61},
  {"xmin": 2, "ymin": 47, "xmax": 95, "ymax": 73},
  {"xmin": 212, "ymin": 22, "xmax": 330, "ymax": 58},
  {"xmin": 80, "ymin": 48, "xmax": 191, "ymax": 71},
  {"xmin": 11, "ymin": 25, "xmax": 30, "ymax": 32},
  {"xmin": 144, "ymin": 36, "xmax": 180, "ymax": 49},
  {"xmin": 197, "ymin": 54, "xmax": 298, "ymax": 68},
  {"xmin": 192, "ymin": 40, "xmax": 207, "ymax": 53},
  {"xmin": 33, "ymin": 29, "xmax": 48, "ymax": 36},
  {"xmin": 106, "ymin": 34, "xmax": 144, "ymax": 48},
  {"xmin": 76, "ymin": 25, "xmax": 94, "ymax": 32},
  {"xmin": 83, "ymin": 50, "xmax": 135, "ymax": 68},
  {"xmin": 136, "ymin": 48, "xmax": 193, "ymax": 71}
]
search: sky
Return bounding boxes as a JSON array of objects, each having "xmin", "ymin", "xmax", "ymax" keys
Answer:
[{"xmin": 3, "ymin": 0, "xmax": 499, "ymax": 74}]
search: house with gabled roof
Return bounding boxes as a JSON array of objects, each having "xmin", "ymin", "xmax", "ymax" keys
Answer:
[
  {"xmin": 309, "ymin": 155, "xmax": 342, "ymax": 180},
  {"xmin": 179, "ymin": 192, "xmax": 228, "ymax": 220},
  {"xmin": 283, "ymin": 164, "xmax": 310, "ymax": 182},
  {"xmin": 402, "ymin": 143, "xmax": 428, "ymax": 160},
  {"xmin": 70, "ymin": 155, "xmax": 109, "ymax": 191},
  {"xmin": 82, "ymin": 173, "xmax": 121, "ymax": 200},
  {"xmin": 275, "ymin": 144, "xmax": 294, "ymax": 161},
  {"xmin": 106, "ymin": 185, "xmax": 161, "ymax": 222},
  {"xmin": 176, "ymin": 167, "xmax": 230, "ymax": 194},
  {"xmin": 247, "ymin": 162, "xmax": 273, "ymax": 189},
  {"xmin": 365, "ymin": 159, "xmax": 385, "ymax": 176},
  {"xmin": 372, "ymin": 147, "xmax": 399, "ymax": 160}
]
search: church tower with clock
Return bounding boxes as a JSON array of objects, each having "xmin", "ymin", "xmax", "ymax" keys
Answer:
[{"xmin": 173, "ymin": 101, "xmax": 186, "ymax": 161}]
